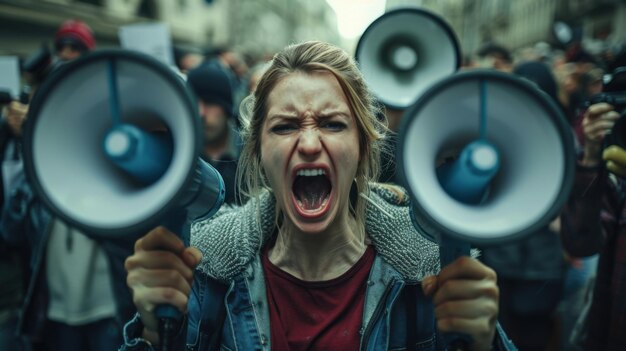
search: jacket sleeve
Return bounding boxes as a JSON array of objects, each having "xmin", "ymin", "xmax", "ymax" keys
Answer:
[
  {"xmin": 1, "ymin": 172, "xmax": 33, "ymax": 245},
  {"xmin": 560, "ymin": 165, "xmax": 616, "ymax": 257},
  {"xmin": 118, "ymin": 271, "xmax": 228, "ymax": 351},
  {"xmin": 117, "ymin": 274, "xmax": 200, "ymax": 351},
  {"xmin": 118, "ymin": 313, "xmax": 188, "ymax": 351},
  {"xmin": 492, "ymin": 322, "xmax": 518, "ymax": 350},
  {"xmin": 434, "ymin": 322, "xmax": 517, "ymax": 350},
  {"xmin": 118, "ymin": 313, "xmax": 158, "ymax": 351}
]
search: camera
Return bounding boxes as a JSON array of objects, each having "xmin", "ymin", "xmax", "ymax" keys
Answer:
[
  {"xmin": 587, "ymin": 67, "xmax": 626, "ymax": 148},
  {"xmin": 588, "ymin": 67, "xmax": 626, "ymax": 112}
]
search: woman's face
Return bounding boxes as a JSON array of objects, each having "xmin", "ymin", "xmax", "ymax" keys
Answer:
[{"xmin": 260, "ymin": 71, "xmax": 360, "ymax": 234}]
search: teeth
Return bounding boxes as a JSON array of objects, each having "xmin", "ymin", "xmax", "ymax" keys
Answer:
[{"xmin": 296, "ymin": 168, "xmax": 326, "ymax": 177}]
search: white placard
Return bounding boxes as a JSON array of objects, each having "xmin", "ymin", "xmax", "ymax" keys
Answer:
[
  {"xmin": 0, "ymin": 56, "xmax": 20, "ymax": 99},
  {"xmin": 118, "ymin": 23, "xmax": 175, "ymax": 67}
]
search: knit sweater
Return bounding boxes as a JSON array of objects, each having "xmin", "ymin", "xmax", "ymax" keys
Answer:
[{"xmin": 191, "ymin": 183, "xmax": 446, "ymax": 283}]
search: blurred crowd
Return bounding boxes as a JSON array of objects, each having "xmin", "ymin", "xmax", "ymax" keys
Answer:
[
  {"xmin": 459, "ymin": 37, "xmax": 626, "ymax": 351},
  {"xmin": 1, "ymin": 16, "xmax": 625, "ymax": 351}
]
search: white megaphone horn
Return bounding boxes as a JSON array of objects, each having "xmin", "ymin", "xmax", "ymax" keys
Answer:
[
  {"xmin": 22, "ymin": 49, "xmax": 225, "ymax": 351},
  {"xmin": 396, "ymin": 70, "xmax": 575, "ymax": 350},
  {"xmin": 355, "ymin": 7, "xmax": 461, "ymax": 109}
]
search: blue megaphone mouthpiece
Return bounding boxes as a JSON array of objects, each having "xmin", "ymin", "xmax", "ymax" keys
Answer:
[{"xmin": 436, "ymin": 140, "xmax": 500, "ymax": 205}]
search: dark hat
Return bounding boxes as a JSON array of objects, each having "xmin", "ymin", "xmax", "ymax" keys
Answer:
[
  {"xmin": 55, "ymin": 20, "xmax": 96, "ymax": 51},
  {"xmin": 187, "ymin": 62, "xmax": 234, "ymax": 116},
  {"xmin": 514, "ymin": 61, "xmax": 558, "ymax": 104}
]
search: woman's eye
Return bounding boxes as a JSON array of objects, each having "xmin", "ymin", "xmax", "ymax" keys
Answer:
[
  {"xmin": 322, "ymin": 121, "xmax": 346, "ymax": 131},
  {"xmin": 271, "ymin": 124, "xmax": 297, "ymax": 134}
]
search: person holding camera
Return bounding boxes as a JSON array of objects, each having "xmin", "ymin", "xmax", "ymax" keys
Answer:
[
  {"xmin": 560, "ymin": 52, "xmax": 626, "ymax": 350},
  {"xmin": 0, "ymin": 80, "xmax": 30, "ymax": 351}
]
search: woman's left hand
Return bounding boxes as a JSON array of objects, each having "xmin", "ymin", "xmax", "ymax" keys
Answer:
[{"xmin": 422, "ymin": 256, "xmax": 499, "ymax": 351}]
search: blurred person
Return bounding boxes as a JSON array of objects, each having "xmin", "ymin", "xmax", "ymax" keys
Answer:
[
  {"xmin": 207, "ymin": 47, "xmax": 248, "ymax": 110},
  {"xmin": 119, "ymin": 40, "xmax": 516, "ymax": 351},
  {"xmin": 564, "ymin": 43, "xmax": 597, "ymax": 70},
  {"xmin": 1, "ymin": 96, "xmax": 28, "ymax": 202},
  {"xmin": 477, "ymin": 61, "xmax": 567, "ymax": 351},
  {"xmin": 461, "ymin": 54, "xmax": 480, "ymax": 69},
  {"xmin": 0, "ymin": 238, "xmax": 29, "ymax": 351},
  {"xmin": 0, "ymin": 20, "xmax": 137, "ymax": 351},
  {"xmin": 54, "ymin": 19, "xmax": 96, "ymax": 62},
  {"xmin": 247, "ymin": 61, "xmax": 270, "ymax": 94},
  {"xmin": 173, "ymin": 46, "xmax": 204, "ymax": 74},
  {"xmin": 2, "ymin": 173, "xmax": 137, "ymax": 351},
  {"xmin": 562, "ymin": 45, "xmax": 604, "ymax": 126},
  {"xmin": 0, "ymin": 82, "xmax": 30, "ymax": 351},
  {"xmin": 554, "ymin": 63, "xmax": 582, "ymax": 123},
  {"xmin": 556, "ymin": 68, "xmax": 604, "ymax": 349},
  {"xmin": 560, "ymin": 102, "xmax": 622, "ymax": 350},
  {"xmin": 535, "ymin": 42, "xmax": 553, "ymax": 63},
  {"xmin": 560, "ymin": 50, "xmax": 626, "ymax": 350},
  {"xmin": 582, "ymin": 68, "xmax": 604, "ymax": 98},
  {"xmin": 476, "ymin": 42, "xmax": 513, "ymax": 72},
  {"xmin": 186, "ymin": 63, "xmax": 241, "ymax": 205}
]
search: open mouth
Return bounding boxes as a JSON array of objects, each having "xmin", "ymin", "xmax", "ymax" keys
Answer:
[{"xmin": 291, "ymin": 168, "xmax": 332, "ymax": 217}]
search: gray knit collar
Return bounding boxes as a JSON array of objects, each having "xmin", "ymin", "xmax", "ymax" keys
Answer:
[{"xmin": 191, "ymin": 184, "xmax": 442, "ymax": 283}]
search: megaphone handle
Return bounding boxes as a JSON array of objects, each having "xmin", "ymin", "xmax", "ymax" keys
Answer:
[
  {"xmin": 439, "ymin": 235, "xmax": 472, "ymax": 351},
  {"xmin": 439, "ymin": 235, "xmax": 471, "ymax": 267},
  {"xmin": 155, "ymin": 211, "xmax": 190, "ymax": 351},
  {"xmin": 444, "ymin": 333, "xmax": 473, "ymax": 351}
]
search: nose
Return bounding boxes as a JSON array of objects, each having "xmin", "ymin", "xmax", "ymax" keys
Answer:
[{"xmin": 297, "ymin": 129, "xmax": 322, "ymax": 156}]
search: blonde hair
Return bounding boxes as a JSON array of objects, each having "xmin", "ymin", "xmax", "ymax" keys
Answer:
[{"xmin": 237, "ymin": 41, "xmax": 387, "ymax": 234}]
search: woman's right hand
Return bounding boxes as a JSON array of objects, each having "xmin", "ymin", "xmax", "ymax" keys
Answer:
[
  {"xmin": 125, "ymin": 227, "xmax": 203, "ymax": 341},
  {"xmin": 581, "ymin": 102, "xmax": 620, "ymax": 167}
]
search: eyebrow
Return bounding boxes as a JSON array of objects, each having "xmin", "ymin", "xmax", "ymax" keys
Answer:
[
  {"xmin": 266, "ymin": 114, "xmax": 300, "ymax": 122},
  {"xmin": 318, "ymin": 112, "xmax": 351, "ymax": 120},
  {"xmin": 267, "ymin": 111, "xmax": 350, "ymax": 121}
]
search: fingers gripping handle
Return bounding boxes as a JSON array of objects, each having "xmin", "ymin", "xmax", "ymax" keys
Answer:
[
  {"xmin": 439, "ymin": 235, "xmax": 472, "ymax": 351},
  {"xmin": 444, "ymin": 333, "xmax": 474, "ymax": 351},
  {"xmin": 155, "ymin": 213, "xmax": 190, "ymax": 351}
]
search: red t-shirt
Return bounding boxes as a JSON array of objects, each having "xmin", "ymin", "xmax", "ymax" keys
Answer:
[{"xmin": 262, "ymin": 245, "xmax": 375, "ymax": 351}]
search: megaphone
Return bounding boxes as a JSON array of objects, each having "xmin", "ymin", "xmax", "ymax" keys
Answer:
[
  {"xmin": 397, "ymin": 69, "xmax": 575, "ymax": 249},
  {"xmin": 22, "ymin": 49, "xmax": 225, "ymax": 350},
  {"xmin": 355, "ymin": 8, "xmax": 461, "ymax": 109},
  {"xmin": 23, "ymin": 49, "xmax": 224, "ymax": 237},
  {"xmin": 397, "ymin": 70, "xmax": 575, "ymax": 350}
]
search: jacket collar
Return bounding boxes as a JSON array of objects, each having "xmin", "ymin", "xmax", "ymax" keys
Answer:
[{"xmin": 192, "ymin": 184, "xmax": 442, "ymax": 283}]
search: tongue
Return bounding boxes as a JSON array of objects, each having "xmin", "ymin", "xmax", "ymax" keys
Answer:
[{"xmin": 293, "ymin": 176, "xmax": 331, "ymax": 210}]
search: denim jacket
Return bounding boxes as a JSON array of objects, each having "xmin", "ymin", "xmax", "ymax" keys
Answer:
[
  {"xmin": 121, "ymin": 253, "xmax": 516, "ymax": 351},
  {"xmin": 120, "ymin": 185, "xmax": 517, "ymax": 350}
]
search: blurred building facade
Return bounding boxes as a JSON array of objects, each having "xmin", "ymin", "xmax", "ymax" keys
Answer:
[
  {"xmin": 386, "ymin": 0, "xmax": 626, "ymax": 59},
  {"xmin": 221, "ymin": 0, "xmax": 340, "ymax": 58},
  {"xmin": 0, "ymin": 0, "xmax": 340, "ymax": 60}
]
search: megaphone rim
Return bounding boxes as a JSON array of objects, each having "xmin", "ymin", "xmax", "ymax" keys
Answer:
[
  {"xmin": 396, "ymin": 69, "xmax": 576, "ymax": 245},
  {"xmin": 23, "ymin": 49, "xmax": 203, "ymax": 238},
  {"xmin": 355, "ymin": 6, "xmax": 462, "ymax": 110}
]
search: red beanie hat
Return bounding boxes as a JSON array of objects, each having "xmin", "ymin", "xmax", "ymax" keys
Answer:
[{"xmin": 55, "ymin": 20, "xmax": 96, "ymax": 51}]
